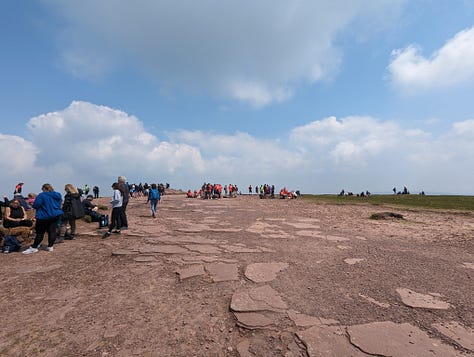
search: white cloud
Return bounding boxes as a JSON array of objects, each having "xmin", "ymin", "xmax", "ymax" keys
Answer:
[
  {"xmin": 1, "ymin": 101, "xmax": 474, "ymax": 196},
  {"xmin": 44, "ymin": 0, "xmax": 405, "ymax": 107},
  {"xmin": 389, "ymin": 26, "xmax": 474, "ymax": 91}
]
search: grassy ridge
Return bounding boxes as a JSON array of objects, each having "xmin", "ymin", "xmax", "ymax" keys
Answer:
[{"xmin": 301, "ymin": 194, "xmax": 474, "ymax": 211}]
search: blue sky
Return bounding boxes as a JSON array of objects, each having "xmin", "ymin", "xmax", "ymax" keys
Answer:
[{"xmin": 1, "ymin": 0, "xmax": 474, "ymax": 196}]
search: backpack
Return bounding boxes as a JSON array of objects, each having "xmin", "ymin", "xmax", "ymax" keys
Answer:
[
  {"xmin": 99, "ymin": 215, "xmax": 109, "ymax": 228},
  {"xmin": 149, "ymin": 189, "xmax": 160, "ymax": 201},
  {"xmin": 71, "ymin": 197, "xmax": 85, "ymax": 219}
]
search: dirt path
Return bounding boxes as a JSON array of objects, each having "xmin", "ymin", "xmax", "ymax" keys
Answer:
[{"xmin": 1, "ymin": 194, "xmax": 473, "ymax": 356}]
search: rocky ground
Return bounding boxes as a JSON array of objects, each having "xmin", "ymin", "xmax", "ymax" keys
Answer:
[{"xmin": 0, "ymin": 193, "xmax": 473, "ymax": 356}]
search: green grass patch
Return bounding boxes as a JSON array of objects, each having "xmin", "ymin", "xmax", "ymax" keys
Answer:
[{"xmin": 301, "ymin": 194, "xmax": 474, "ymax": 211}]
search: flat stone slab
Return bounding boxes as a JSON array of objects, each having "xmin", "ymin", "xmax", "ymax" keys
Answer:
[
  {"xmin": 284, "ymin": 222, "xmax": 321, "ymax": 229},
  {"xmin": 325, "ymin": 235, "xmax": 350, "ymax": 242},
  {"xmin": 233, "ymin": 312, "xmax": 276, "ymax": 330},
  {"xmin": 287, "ymin": 310, "xmax": 339, "ymax": 327},
  {"xmin": 176, "ymin": 264, "xmax": 206, "ymax": 280},
  {"xmin": 297, "ymin": 325, "xmax": 368, "ymax": 357},
  {"xmin": 221, "ymin": 245, "xmax": 261, "ymax": 253},
  {"xmin": 262, "ymin": 231, "xmax": 291, "ymax": 239},
  {"xmin": 347, "ymin": 321, "xmax": 462, "ymax": 356},
  {"xmin": 344, "ymin": 258, "xmax": 365, "ymax": 265},
  {"xmin": 139, "ymin": 245, "xmax": 189, "ymax": 255},
  {"xmin": 112, "ymin": 249, "xmax": 137, "ymax": 256},
  {"xmin": 230, "ymin": 285, "xmax": 287, "ymax": 312},
  {"xmin": 396, "ymin": 288, "xmax": 451, "ymax": 309},
  {"xmin": 295, "ymin": 231, "xmax": 323, "ymax": 238},
  {"xmin": 433, "ymin": 321, "xmax": 474, "ymax": 352},
  {"xmin": 204, "ymin": 263, "xmax": 239, "ymax": 282},
  {"xmin": 244, "ymin": 262, "xmax": 289, "ymax": 283},
  {"xmin": 358, "ymin": 294, "xmax": 390, "ymax": 308},
  {"xmin": 146, "ymin": 235, "xmax": 218, "ymax": 245},
  {"xmin": 184, "ymin": 244, "xmax": 221, "ymax": 254},
  {"xmin": 337, "ymin": 245, "xmax": 352, "ymax": 250},
  {"xmin": 462, "ymin": 262, "xmax": 474, "ymax": 270},
  {"xmin": 133, "ymin": 256, "xmax": 156, "ymax": 262}
]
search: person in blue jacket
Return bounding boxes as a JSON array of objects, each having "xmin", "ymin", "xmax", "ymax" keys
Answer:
[{"xmin": 23, "ymin": 183, "xmax": 63, "ymax": 254}]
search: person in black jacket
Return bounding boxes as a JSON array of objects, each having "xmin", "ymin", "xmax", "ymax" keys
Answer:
[{"xmin": 61, "ymin": 184, "xmax": 84, "ymax": 240}]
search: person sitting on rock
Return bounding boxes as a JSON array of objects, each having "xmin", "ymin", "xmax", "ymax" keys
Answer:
[
  {"xmin": 2, "ymin": 199, "xmax": 33, "ymax": 229},
  {"xmin": 82, "ymin": 195, "xmax": 102, "ymax": 222}
]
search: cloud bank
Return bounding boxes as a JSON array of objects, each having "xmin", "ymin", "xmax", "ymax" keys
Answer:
[
  {"xmin": 1, "ymin": 101, "xmax": 473, "ymax": 196},
  {"xmin": 45, "ymin": 0, "xmax": 405, "ymax": 107},
  {"xmin": 389, "ymin": 26, "xmax": 474, "ymax": 91}
]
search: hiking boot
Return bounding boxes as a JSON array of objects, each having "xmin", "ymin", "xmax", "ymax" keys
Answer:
[
  {"xmin": 64, "ymin": 235, "xmax": 75, "ymax": 240},
  {"xmin": 120, "ymin": 226, "xmax": 128, "ymax": 230},
  {"xmin": 112, "ymin": 230, "xmax": 121, "ymax": 234},
  {"xmin": 44, "ymin": 246, "xmax": 54, "ymax": 252},
  {"xmin": 102, "ymin": 231, "xmax": 111, "ymax": 239},
  {"xmin": 22, "ymin": 246, "xmax": 39, "ymax": 255},
  {"xmin": 55, "ymin": 237, "xmax": 64, "ymax": 244},
  {"xmin": 3, "ymin": 247, "xmax": 9, "ymax": 254}
]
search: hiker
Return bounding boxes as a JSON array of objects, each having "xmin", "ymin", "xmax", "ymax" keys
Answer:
[
  {"xmin": 118, "ymin": 176, "xmax": 129, "ymax": 230},
  {"xmin": 147, "ymin": 183, "xmax": 160, "ymax": 218},
  {"xmin": 93, "ymin": 185, "xmax": 100, "ymax": 199},
  {"xmin": 248, "ymin": 185, "xmax": 252, "ymax": 195},
  {"xmin": 23, "ymin": 183, "xmax": 63, "ymax": 254},
  {"xmin": 61, "ymin": 184, "xmax": 84, "ymax": 240},
  {"xmin": 102, "ymin": 182, "xmax": 123, "ymax": 238}
]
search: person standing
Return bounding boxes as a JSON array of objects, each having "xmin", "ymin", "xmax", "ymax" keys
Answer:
[
  {"xmin": 93, "ymin": 185, "xmax": 99, "ymax": 199},
  {"xmin": 62, "ymin": 184, "xmax": 84, "ymax": 240},
  {"xmin": 147, "ymin": 183, "xmax": 160, "ymax": 218},
  {"xmin": 118, "ymin": 176, "xmax": 129, "ymax": 230},
  {"xmin": 102, "ymin": 182, "xmax": 123, "ymax": 238},
  {"xmin": 23, "ymin": 183, "xmax": 63, "ymax": 254}
]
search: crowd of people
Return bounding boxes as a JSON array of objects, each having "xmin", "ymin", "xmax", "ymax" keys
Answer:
[
  {"xmin": 0, "ymin": 177, "xmax": 170, "ymax": 253},
  {"xmin": 0, "ymin": 177, "xmax": 137, "ymax": 254},
  {"xmin": 186, "ymin": 183, "xmax": 239, "ymax": 199}
]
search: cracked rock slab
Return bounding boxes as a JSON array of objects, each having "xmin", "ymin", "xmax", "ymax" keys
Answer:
[
  {"xmin": 204, "ymin": 263, "xmax": 239, "ymax": 282},
  {"xmin": 396, "ymin": 288, "xmax": 451, "ymax": 309},
  {"xmin": 244, "ymin": 262, "xmax": 289, "ymax": 283},
  {"xmin": 233, "ymin": 312, "xmax": 276, "ymax": 330},
  {"xmin": 347, "ymin": 321, "xmax": 461, "ymax": 357},
  {"xmin": 176, "ymin": 264, "xmax": 206, "ymax": 281},
  {"xmin": 297, "ymin": 325, "xmax": 368, "ymax": 357},
  {"xmin": 230, "ymin": 285, "xmax": 287, "ymax": 312},
  {"xmin": 433, "ymin": 321, "xmax": 474, "ymax": 352}
]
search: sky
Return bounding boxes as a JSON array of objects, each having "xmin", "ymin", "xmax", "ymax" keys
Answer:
[{"xmin": 1, "ymin": 0, "xmax": 474, "ymax": 197}]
